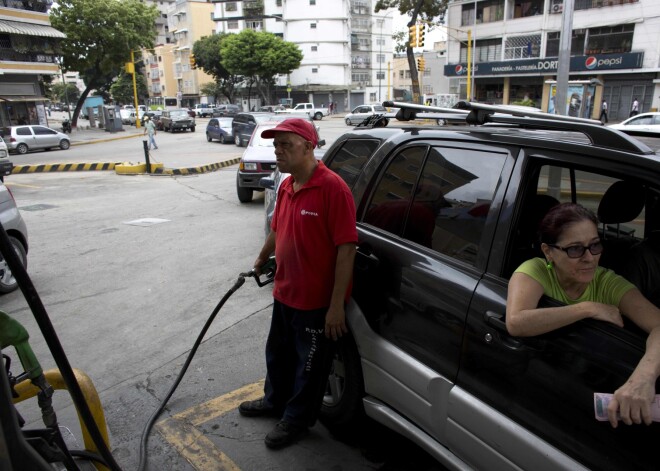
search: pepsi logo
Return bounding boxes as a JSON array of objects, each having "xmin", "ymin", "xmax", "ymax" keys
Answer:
[
  {"xmin": 455, "ymin": 65, "xmax": 464, "ymax": 75},
  {"xmin": 585, "ymin": 56, "xmax": 598, "ymax": 69}
]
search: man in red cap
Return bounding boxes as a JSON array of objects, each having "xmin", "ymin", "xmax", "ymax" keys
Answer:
[{"xmin": 238, "ymin": 118, "xmax": 358, "ymax": 449}]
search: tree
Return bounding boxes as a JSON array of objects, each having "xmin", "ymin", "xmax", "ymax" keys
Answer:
[
  {"xmin": 193, "ymin": 33, "xmax": 242, "ymax": 104},
  {"xmin": 50, "ymin": 83, "xmax": 81, "ymax": 104},
  {"xmin": 50, "ymin": 0, "xmax": 159, "ymax": 127},
  {"xmin": 375, "ymin": 0, "xmax": 449, "ymax": 103},
  {"xmin": 110, "ymin": 72, "xmax": 148, "ymax": 105},
  {"xmin": 220, "ymin": 30, "xmax": 302, "ymax": 106},
  {"xmin": 200, "ymin": 82, "xmax": 224, "ymax": 105}
]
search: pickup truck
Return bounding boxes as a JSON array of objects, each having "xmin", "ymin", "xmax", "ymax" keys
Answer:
[{"xmin": 275, "ymin": 102, "xmax": 328, "ymax": 120}]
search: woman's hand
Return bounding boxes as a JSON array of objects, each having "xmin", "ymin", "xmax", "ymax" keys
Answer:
[
  {"xmin": 608, "ymin": 377, "xmax": 655, "ymax": 427},
  {"xmin": 586, "ymin": 302, "xmax": 624, "ymax": 327}
]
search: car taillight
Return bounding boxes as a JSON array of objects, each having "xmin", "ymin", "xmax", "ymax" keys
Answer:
[{"xmin": 9, "ymin": 137, "xmax": 16, "ymax": 143}]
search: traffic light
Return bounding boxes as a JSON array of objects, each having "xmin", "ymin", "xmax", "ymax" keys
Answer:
[
  {"xmin": 408, "ymin": 24, "xmax": 418, "ymax": 48},
  {"xmin": 418, "ymin": 24, "xmax": 426, "ymax": 47},
  {"xmin": 189, "ymin": 53, "xmax": 196, "ymax": 69},
  {"xmin": 124, "ymin": 62, "xmax": 134, "ymax": 74},
  {"xmin": 417, "ymin": 57, "xmax": 425, "ymax": 72}
]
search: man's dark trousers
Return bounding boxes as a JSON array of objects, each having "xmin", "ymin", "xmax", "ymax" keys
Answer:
[{"xmin": 263, "ymin": 300, "xmax": 335, "ymax": 427}]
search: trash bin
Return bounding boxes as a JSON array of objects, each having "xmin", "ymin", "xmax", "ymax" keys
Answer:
[{"xmin": 104, "ymin": 105, "xmax": 123, "ymax": 132}]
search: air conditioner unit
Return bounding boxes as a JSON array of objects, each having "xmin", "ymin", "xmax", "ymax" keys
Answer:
[{"xmin": 551, "ymin": 0, "xmax": 563, "ymax": 13}]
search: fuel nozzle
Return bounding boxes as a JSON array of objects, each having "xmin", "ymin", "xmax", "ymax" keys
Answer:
[
  {"xmin": 247, "ymin": 255, "xmax": 276, "ymax": 287},
  {"xmin": 0, "ymin": 310, "xmax": 42, "ymax": 380}
]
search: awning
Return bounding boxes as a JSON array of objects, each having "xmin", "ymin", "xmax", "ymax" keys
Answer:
[
  {"xmin": 0, "ymin": 19, "xmax": 66, "ymax": 38},
  {"xmin": 0, "ymin": 96, "xmax": 48, "ymax": 102}
]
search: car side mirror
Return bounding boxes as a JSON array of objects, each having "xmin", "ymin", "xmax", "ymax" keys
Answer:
[
  {"xmin": 259, "ymin": 177, "xmax": 275, "ymax": 190},
  {"xmin": 317, "ymin": 139, "xmax": 326, "ymax": 148}
]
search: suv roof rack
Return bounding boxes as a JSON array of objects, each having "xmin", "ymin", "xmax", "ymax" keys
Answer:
[{"xmin": 382, "ymin": 100, "xmax": 654, "ymax": 155}]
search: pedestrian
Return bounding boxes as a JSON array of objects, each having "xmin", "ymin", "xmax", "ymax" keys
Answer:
[
  {"xmin": 630, "ymin": 98, "xmax": 639, "ymax": 117},
  {"xmin": 599, "ymin": 100, "xmax": 608, "ymax": 123},
  {"xmin": 143, "ymin": 116, "xmax": 158, "ymax": 150},
  {"xmin": 333, "ymin": 101, "xmax": 337, "ymax": 114},
  {"xmin": 328, "ymin": 102, "xmax": 333, "ymax": 114},
  {"xmin": 238, "ymin": 118, "xmax": 358, "ymax": 450}
]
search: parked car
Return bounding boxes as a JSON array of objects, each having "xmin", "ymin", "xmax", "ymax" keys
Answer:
[
  {"xmin": 1, "ymin": 125, "xmax": 70, "ymax": 155},
  {"xmin": 231, "ymin": 112, "xmax": 301, "ymax": 147},
  {"xmin": 194, "ymin": 104, "xmax": 214, "ymax": 118},
  {"xmin": 259, "ymin": 105, "xmax": 287, "ymax": 113},
  {"xmin": 212, "ymin": 104, "xmax": 240, "ymax": 118},
  {"xmin": 236, "ymin": 118, "xmax": 324, "ymax": 203},
  {"xmin": 206, "ymin": 117, "xmax": 233, "ymax": 144},
  {"xmin": 0, "ymin": 181, "xmax": 28, "ymax": 293},
  {"xmin": 0, "ymin": 137, "xmax": 11, "ymax": 182},
  {"xmin": 141, "ymin": 110, "xmax": 163, "ymax": 129},
  {"xmin": 160, "ymin": 109, "xmax": 196, "ymax": 133},
  {"xmin": 294, "ymin": 101, "xmax": 660, "ymax": 471},
  {"xmin": 608, "ymin": 112, "xmax": 660, "ymax": 137},
  {"xmin": 344, "ymin": 104, "xmax": 388, "ymax": 126}
]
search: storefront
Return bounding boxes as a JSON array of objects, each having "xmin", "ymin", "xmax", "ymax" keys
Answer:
[
  {"xmin": 0, "ymin": 75, "xmax": 49, "ymax": 128},
  {"xmin": 444, "ymin": 52, "xmax": 648, "ymax": 117}
]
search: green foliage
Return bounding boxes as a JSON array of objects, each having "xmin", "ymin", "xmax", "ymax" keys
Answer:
[
  {"xmin": 220, "ymin": 29, "xmax": 302, "ymax": 77},
  {"xmin": 50, "ymin": 83, "xmax": 81, "ymax": 104},
  {"xmin": 200, "ymin": 82, "xmax": 224, "ymax": 104},
  {"xmin": 110, "ymin": 73, "xmax": 148, "ymax": 105},
  {"xmin": 50, "ymin": 0, "xmax": 159, "ymax": 124},
  {"xmin": 512, "ymin": 98, "xmax": 537, "ymax": 108},
  {"xmin": 375, "ymin": 0, "xmax": 449, "ymax": 24},
  {"xmin": 192, "ymin": 33, "xmax": 243, "ymax": 103},
  {"xmin": 220, "ymin": 30, "xmax": 302, "ymax": 103}
]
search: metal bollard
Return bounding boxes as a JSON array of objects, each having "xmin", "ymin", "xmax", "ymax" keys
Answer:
[{"xmin": 143, "ymin": 140, "xmax": 151, "ymax": 173}]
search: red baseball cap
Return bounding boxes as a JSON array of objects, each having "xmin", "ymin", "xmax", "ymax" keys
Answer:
[{"xmin": 260, "ymin": 118, "xmax": 318, "ymax": 147}]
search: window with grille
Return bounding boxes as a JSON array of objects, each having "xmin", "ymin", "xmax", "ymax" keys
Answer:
[
  {"xmin": 505, "ymin": 35, "xmax": 541, "ymax": 60},
  {"xmin": 460, "ymin": 38, "xmax": 502, "ymax": 63},
  {"xmin": 225, "ymin": 2, "xmax": 237, "ymax": 11},
  {"xmin": 311, "ymin": 45, "xmax": 317, "ymax": 52}
]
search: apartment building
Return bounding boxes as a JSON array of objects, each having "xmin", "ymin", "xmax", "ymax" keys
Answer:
[
  {"xmin": 144, "ymin": 0, "xmax": 215, "ymax": 108},
  {"xmin": 211, "ymin": 0, "xmax": 394, "ymax": 112},
  {"xmin": 0, "ymin": 0, "xmax": 64, "ymax": 127},
  {"xmin": 444, "ymin": 0, "xmax": 660, "ymax": 120}
]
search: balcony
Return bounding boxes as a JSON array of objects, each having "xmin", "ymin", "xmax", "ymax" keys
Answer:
[
  {"xmin": 1, "ymin": 0, "xmax": 52, "ymax": 13},
  {"xmin": 243, "ymin": 0, "xmax": 264, "ymax": 17}
]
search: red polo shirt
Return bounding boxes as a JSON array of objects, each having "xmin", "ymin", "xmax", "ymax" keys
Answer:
[{"xmin": 271, "ymin": 161, "xmax": 358, "ymax": 310}]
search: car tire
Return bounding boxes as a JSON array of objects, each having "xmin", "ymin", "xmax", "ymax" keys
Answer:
[
  {"xmin": 320, "ymin": 332, "xmax": 365, "ymax": 430},
  {"xmin": 59, "ymin": 139, "xmax": 70, "ymax": 150},
  {"xmin": 236, "ymin": 176, "xmax": 253, "ymax": 203},
  {"xmin": 16, "ymin": 143, "xmax": 28, "ymax": 155},
  {"xmin": 190, "ymin": 126, "xmax": 195, "ymax": 132},
  {"xmin": 314, "ymin": 112, "xmax": 323, "ymax": 120},
  {"xmin": 219, "ymin": 134, "xmax": 226, "ymax": 144},
  {"xmin": 206, "ymin": 133, "xmax": 212, "ymax": 142},
  {"xmin": 235, "ymin": 134, "xmax": 243, "ymax": 147},
  {"xmin": 345, "ymin": 118, "xmax": 352, "ymax": 126},
  {"xmin": 0, "ymin": 236, "xmax": 27, "ymax": 294}
]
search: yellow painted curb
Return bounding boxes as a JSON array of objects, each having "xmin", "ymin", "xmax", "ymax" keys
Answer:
[{"xmin": 115, "ymin": 162, "xmax": 164, "ymax": 175}]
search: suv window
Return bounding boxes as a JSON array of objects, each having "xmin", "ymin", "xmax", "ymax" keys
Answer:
[
  {"xmin": 364, "ymin": 145, "xmax": 506, "ymax": 265},
  {"xmin": 327, "ymin": 139, "xmax": 380, "ymax": 189}
]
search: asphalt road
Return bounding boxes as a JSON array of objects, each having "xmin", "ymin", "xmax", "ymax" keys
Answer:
[{"xmin": 2, "ymin": 158, "xmax": 446, "ymax": 470}]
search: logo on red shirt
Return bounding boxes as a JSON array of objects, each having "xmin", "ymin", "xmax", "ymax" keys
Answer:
[{"xmin": 300, "ymin": 209, "xmax": 318, "ymax": 217}]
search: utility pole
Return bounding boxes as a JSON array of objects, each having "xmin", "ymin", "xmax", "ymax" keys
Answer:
[
  {"xmin": 130, "ymin": 50, "xmax": 141, "ymax": 129},
  {"xmin": 554, "ymin": 0, "xmax": 575, "ymax": 115}
]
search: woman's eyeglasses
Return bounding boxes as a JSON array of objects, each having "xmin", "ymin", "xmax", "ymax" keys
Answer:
[{"xmin": 547, "ymin": 241, "xmax": 604, "ymax": 258}]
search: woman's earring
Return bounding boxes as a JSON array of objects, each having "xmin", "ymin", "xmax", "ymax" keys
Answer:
[{"xmin": 546, "ymin": 260, "xmax": 553, "ymax": 270}]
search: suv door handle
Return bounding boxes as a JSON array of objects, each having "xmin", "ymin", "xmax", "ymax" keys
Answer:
[
  {"xmin": 356, "ymin": 244, "xmax": 379, "ymax": 269},
  {"xmin": 484, "ymin": 310, "xmax": 507, "ymax": 331}
]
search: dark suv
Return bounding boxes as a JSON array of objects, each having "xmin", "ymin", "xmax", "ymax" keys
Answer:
[
  {"xmin": 160, "ymin": 109, "xmax": 195, "ymax": 133},
  {"xmin": 231, "ymin": 112, "xmax": 280, "ymax": 147},
  {"xmin": 318, "ymin": 101, "xmax": 660, "ymax": 470}
]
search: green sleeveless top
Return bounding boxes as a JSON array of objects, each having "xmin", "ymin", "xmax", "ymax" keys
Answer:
[{"xmin": 515, "ymin": 257, "xmax": 635, "ymax": 306}]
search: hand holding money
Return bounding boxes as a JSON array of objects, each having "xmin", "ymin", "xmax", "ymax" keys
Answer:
[{"xmin": 594, "ymin": 393, "xmax": 660, "ymax": 424}]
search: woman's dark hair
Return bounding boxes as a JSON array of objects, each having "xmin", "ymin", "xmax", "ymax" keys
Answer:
[{"xmin": 538, "ymin": 202, "xmax": 599, "ymax": 244}]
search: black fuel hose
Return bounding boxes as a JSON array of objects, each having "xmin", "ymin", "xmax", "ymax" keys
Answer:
[
  {"xmin": 0, "ymin": 221, "xmax": 124, "ymax": 471},
  {"xmin": 137, "ymin": 272, "xmax": 252, "ymax": 471}
]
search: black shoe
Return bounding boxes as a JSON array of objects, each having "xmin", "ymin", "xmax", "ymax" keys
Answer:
[
  {"xmin": 238, "ymin": 398, "xmax": 278, "ymax": 417},
  {"xmin": 264, "ymin": 421, "xmax": 307, "ymax": 449}
]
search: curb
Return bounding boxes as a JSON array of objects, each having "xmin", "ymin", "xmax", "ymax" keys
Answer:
[
  {"xmin": 70, "ymin": 132, "xmax": 143, "ymax": 146},
  {"xmin": 11, "ymin": 158, "xmax": 241, "ymax": 176}
]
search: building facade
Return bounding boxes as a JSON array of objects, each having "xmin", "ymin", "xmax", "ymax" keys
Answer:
[
  {"xmin": 0, "ymin": 0, "xmax": 64, "ymax": 127},
  {"xmin": 211, "ymin": 0, "xmax": 394, "ymax": 112},
  {"xmin": 444, "ymin": 0, "xmax": 660, "ymax": 120},
  {"xmin": 144, "ymin": 0, "xmax": 216, "ymax": 108}
]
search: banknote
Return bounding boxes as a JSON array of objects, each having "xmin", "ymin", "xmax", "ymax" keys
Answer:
[{"xmin": 594, "ymin": 393, "xmax": 660, "ymax": 422}]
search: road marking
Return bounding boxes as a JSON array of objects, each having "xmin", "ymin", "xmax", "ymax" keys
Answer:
[{"xmin": 156, "ymin": 380, "xmax": 264, "ymax": 470}]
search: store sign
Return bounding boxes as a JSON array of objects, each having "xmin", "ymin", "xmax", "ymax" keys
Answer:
[{"xmin": 444, "ymin": 52, "xmax": 644, "ymax": 77}]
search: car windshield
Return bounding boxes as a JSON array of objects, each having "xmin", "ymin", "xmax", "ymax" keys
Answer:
[
  {"xmin": 170, "ymin": 111, "xmax": 188, "ymax": 117},
  {"xmin": 374, "ymin": 106, "xmax": 387, "ymax": 112},
  {"xmin": 218, "ymin": 118, "xmax": 233, "ymax": 127}
]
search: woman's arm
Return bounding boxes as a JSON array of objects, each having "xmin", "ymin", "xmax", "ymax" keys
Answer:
[
  {"xmin": 506, "ymin": 272, "xmax": 623, "ymax": 336},
  {"xmin": 608, "ymin": 289, "xmax": 660, "ymax": 427}
]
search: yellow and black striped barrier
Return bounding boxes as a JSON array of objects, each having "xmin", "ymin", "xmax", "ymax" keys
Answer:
[
  {"xmin": 12, "ymin": 162, "xmax": 121, "ymax": 174},
  {"xmin": 152, "ymin": 158, "xmax": 240, "ymax": 176}
]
